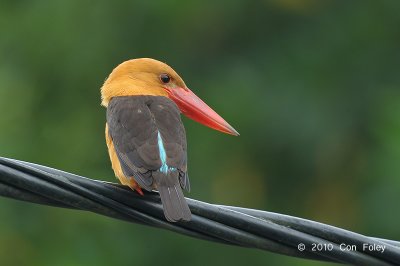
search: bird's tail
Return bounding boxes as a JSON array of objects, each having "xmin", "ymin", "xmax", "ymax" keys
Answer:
[{"xmin": 153, "ymin": 171, "xmax": 191, "ymax": 222}]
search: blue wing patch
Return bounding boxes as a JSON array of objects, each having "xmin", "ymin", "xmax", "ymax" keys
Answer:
[{"xmin": 157, "ymin": 131, "xmax": 176, "ymax": 174}]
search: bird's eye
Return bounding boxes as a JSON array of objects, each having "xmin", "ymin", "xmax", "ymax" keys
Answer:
[{"xmin": 160, "ymin": 73, "xmax": 171, "ymax": 84}]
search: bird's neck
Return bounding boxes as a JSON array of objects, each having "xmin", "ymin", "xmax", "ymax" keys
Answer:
[{"xmin": 101, "ymin": 79, "xmax": 168, "ymax": 107}]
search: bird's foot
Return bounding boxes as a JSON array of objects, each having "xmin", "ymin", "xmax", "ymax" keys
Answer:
[
  {"xmin": 126, "ymin": 178, "xmax": 144, "ymax": 196},
  {"xmin": 135, "ymin": 186, "xmax": 144, "ymax": 196}
]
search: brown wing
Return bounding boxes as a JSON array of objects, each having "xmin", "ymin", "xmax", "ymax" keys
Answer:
[{"xmin": 107, "ymin": 95, "xmax": 191, "ymax": 221}]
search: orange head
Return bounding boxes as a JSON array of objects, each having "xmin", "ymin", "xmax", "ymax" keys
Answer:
[{"xmin": 101, "ymin": 58, "xmax": 239, "ymax": 136}]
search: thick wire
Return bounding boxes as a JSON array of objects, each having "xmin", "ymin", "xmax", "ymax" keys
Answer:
[{"xmin": 0, "ymin": 157, "xmax": 399, "ymax": 265}]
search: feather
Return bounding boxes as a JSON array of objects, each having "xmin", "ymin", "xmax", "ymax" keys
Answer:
[
  {"xmin": 153, "ymin": 171, "xmax": 191, "ymax": 222},
  {"xmin": 106, "ymin": 96, "xmax": 191, "ymax": 221}
]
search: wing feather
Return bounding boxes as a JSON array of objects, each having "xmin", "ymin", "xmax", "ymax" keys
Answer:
[{"xmin": 106, "ymin": 96, "xmax": 189, "ymax": 191}]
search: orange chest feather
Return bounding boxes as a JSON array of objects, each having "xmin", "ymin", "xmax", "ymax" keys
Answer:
[{"xmin": 105, "ymin": 123, "xmax": 128, "ymax": 184}]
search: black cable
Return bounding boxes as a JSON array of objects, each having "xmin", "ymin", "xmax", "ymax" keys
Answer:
[{"xmin": 0, "ymin": 157, "xmax": 399, "ymax": 265}]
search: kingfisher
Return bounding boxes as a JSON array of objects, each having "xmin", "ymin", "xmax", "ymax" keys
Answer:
[{"xmin": 101, "ymin": 58, "xmax": 239, "ymax": 222}]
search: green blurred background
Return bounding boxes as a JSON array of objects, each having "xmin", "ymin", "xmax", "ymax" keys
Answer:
[{"xmin": 1, "ymin": 0, "xmax": 399, "ymax": 265}]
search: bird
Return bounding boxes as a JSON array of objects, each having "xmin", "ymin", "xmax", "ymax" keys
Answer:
[{"xmin": 101, "ymin": 58, "xmax": 239, "ymax": 222}]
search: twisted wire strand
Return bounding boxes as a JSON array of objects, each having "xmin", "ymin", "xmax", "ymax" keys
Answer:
[{"xmin": 0, "ymin": 157, "xmax": 399, "ymax": 265}]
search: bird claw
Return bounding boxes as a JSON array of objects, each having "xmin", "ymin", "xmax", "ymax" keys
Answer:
[{"xmin": 135, "ymin": 186, "xmax": 144, "ymax": 196}]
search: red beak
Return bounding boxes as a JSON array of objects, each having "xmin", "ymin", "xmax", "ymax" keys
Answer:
[{"xmin": 165, "ymin": 87, "xmax": 239, "ymax": 136}]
